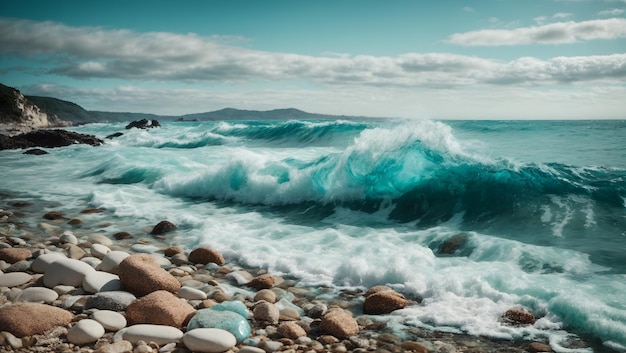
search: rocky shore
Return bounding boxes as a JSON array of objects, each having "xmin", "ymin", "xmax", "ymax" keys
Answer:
[{"xmin": 0, "ymin": 202, "xmax": 558, "ymax": 353}]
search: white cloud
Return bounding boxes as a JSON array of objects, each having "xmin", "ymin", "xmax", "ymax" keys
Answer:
[
  {"xmin": 553, "ymin": 12, "xmax": 574, "ymax": 19},
  {"xmin": 598, "ymin": 8, "xmax": 625, "ymax": 16},
  {"xmin": 447, "ymin": 18, "xmax": 626, "ymax": 45},
  {"xmin": 463, "ymin": 6, "xmax": 475, "ymax": 13}
]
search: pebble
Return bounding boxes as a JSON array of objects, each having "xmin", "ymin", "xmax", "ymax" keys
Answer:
[
  {"xmin": 238, "ymin": 347, "xmax": 266, "ymax": 353},
  {"xmin": 83, "ymin": 270, "xmax": 122, "ymax": 293},
  {"xmin": 187, "ymin": 308, "xmax": 251, "ymax": 344},
  {"xmin": 182, "ymin": 328, "xmax": 237, "ymax": 353},
  {"xmin": 5, "ymin": 260, "xmax": 30, "ymax": 272},
  {"xmin": 120, "ymin": 324, "xmax": 184, "ymax": 345},
  {"xmin": 259, "ymin": 340, "xmax": 283, "ymax": 352},
  {"xmin": 0, "ymin": 272, "xmax": 32, "ymax": 287},
  {"xmin": 99, "ymin": 251, "xmax": 130, "ymax": 274},
  {"xmin": 91, "ymin": 243, "xmax": 111, "ymax": 259},
  {"xmin": 254, "ymin": 289, "xmax": 277, "ymax": 303},
  {"xmin": 81, "ymin": 256, "xmax": 102, "ymax": 268},
  {"xmin": 94, "ymin": 340, "xmax": 133, "ymax": 353},
  {"xmin": 89, "ymin": 234, "xmax": 113, "ymax": 246},
  {"xmin": 31, "ymin": 252, "xmax": 66, "ymax": 273},
  {"xmin": 84, "ymin": 291, "xmax": 137, "ymax": 311},
  {"xmin": 43, "ymin": 257, "xmax": 96, "ymax": 287},
  {"xmin": 67, "ymin": 319, "xmax": 105, "ymax": 344},
  {"xmin": 17, "ymin": 286, "xmax": 59, "ymax": 303},
  {"xmin": 59, "ymin": 231, "xmax": 78, "ymax": 245},
  {"xmin": 91, "ymin": 310, "xmax": 127, "ymax": 331},
  {"xmin": 178, "ymin": 286, "xmax": 208, "ymax": 300}
]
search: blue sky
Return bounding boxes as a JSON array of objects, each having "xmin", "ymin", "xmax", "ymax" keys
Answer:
[{"xmin": 1, "ymin": 0, "xmax": 625, "ymax": 119}]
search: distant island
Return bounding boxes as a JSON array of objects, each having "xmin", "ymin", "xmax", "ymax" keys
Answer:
[{"xmin": 0, "ymin": 83, "xmax": 360, "ymax": 132}]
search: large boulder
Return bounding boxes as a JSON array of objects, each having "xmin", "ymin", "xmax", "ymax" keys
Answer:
[
  {"xmin": 126, "ymin": 290, "xmax": 195, "ymax": 328},
  {"xmin": 0, "ymin": 303, "xmax": 73, "ymax": 337},
  {"xmin": 502, "ymin": 308, "xmax": 536, "ymax": 325},
  {"xmin": 125, "ymin": 119, "xmax": 160, "ymax": 129},
  {"xmin": 319, "ymin": 307, "xmax": 359, "ymax": 339},
  {"xmin": 118, "ymin": 254, "xmax": 180, "ymax": 296}
]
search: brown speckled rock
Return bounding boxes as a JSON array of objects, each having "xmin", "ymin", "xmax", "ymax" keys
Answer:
[
  {"xmin": 502, "ymin": 309, "xmax": 536, "ymax": 325},
  {"xmin": 188, "ymin": 247, "xmax": 225, "ymax": 265},
  {"xmin": 118, "ymin": 254, "xmax": 180, "ymax": 296},
  {"xmin": 528, "ymin": 342, "xmax": 553, "ymax": 352},
  {"xmin": 164, "ymin": 246, "xmax": 184, "ymax": 257},
  {"xmin": 247, "ymin": 274, "xmax": 276, "ymax": 290},
  {"xmin": 0, "ymin": 248, "xmax": 32, "ymax": 263},
  {"xmin": 319, "ymin": 307, "xmax": 359, "ymax": 339},
  {"xmin": 253, "ymin": 301, "xmax": 280, "ymax": 325},
  {"xmin": 278, "ymin": 321, "xmax": 307, "ymax": 339},
  {"xmin": 0, "ymin": 303, "xmax": 73, "ymax": 337},
  {"xmin": 363, "ymin": 290, "xmax": 408, "ymax": 315},
  {"xmin": 126, "ymin": 290, "xmax": 195, "ymax": 328}
]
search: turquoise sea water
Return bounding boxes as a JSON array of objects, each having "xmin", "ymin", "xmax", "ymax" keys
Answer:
[{"xmin": 1, "ymin": 119, "xmax": 625, "ymax": 352}]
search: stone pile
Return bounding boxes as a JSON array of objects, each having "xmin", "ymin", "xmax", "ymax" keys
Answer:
[{"xmin": 0, "ymin": 206, "xmax": 556, "ymax": 353}]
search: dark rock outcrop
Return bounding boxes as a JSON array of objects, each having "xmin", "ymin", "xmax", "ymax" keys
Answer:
[
  {"xmin": 23, "ymin": 148, "xmax": 48, "ymax": 155},
  {"xmin": 105, "ymin": 132, "xmax": 124, "ymax": 139},
  {"xmin": 0, "ymin": 129, "xmax": 103, "ymax": 150},
  {"xmin": 125, "ymin": 119, "xmax": 161, "ymax": 129}
]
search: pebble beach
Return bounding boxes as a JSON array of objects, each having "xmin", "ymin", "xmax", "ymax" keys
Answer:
[{"xmin": 0, "ymin": 199, "xmax": 563, "ymax": 353}]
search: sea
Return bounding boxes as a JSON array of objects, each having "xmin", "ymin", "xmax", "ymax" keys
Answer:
[{"xmin": 1, "ymin": 118, "xmax": 625, "ymax": 352}]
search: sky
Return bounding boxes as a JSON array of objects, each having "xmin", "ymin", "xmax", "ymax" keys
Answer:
[{"xmin": 0, "ymin": 0, "xmax": 625, "ymax": 119}]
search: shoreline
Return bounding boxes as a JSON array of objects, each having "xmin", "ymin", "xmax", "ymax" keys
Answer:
[{"xmin": 0, "ymin": 198, "xmax": 600, "ymax": 353}]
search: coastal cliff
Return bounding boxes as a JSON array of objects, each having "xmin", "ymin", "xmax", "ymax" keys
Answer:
[{"xmin": 0, "ymin": 83, "xmax": 69, "ymax": 135}]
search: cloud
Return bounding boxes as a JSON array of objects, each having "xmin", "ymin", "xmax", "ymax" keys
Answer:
[
  {"xmin": 463, "ymin": 6, "xmax": 475, "ymax": 13},
  {"xmin": 1, "ymin": 17, "xmax": 625, "ymax": 90},
  {"xmin": 553, "ymin": 12, "xmax": 574, "ymax": 19},
  {"xmin": 447, "ymin": 18, "xmax": 626, "ymax": 45},
  {"xmin": 598, "ymin": 8, "xmax": 625, "ymax": 16}
]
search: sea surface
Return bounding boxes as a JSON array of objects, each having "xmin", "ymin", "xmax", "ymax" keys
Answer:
[{"xmin": 1, "ymin": 118, "xmax": 625, "ymax": 352}]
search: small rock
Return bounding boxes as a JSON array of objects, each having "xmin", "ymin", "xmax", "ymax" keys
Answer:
[
  {"xmin": 43, "ymin": 257, "xmax": 96, "ymax": 287},
  {"xmin": 17, "ymin": 287, "xmax": 59, "ymax": 303},
  {"xmin": 528, "ymin": 342, "xmax": 553, "ymax": 353},
  {"xmin": 259, "ymin": 340, "xmax": 283, "ymax": 353},
  {"xmin": 0, "ymin": 248, "xmax": 32, "ymax": 263},
  {"xmin": 67, "ymin": 319, "xmax": 105, "ymax": 344},
  {"xmin": 182, "ymin": 328, "xmax": 237, "ymax": 353},
  {"xmin": 164, "ymin": 246, "xmax": 184, "ymax": 257},
  {"xmin": 170, "ymin": 253, "xmax": 188, "ymax": 265},
  {"xmin": 502, "ymin": 309, "xmax": 536, "ymax": 325},
  {"xmin": 188, "ymin": 247, "xmax": 225, "ymax": 265},
  {"xmin": 91, "ymin": 243, "xmax": 111, "ymax": 259},
  {"xmin": 437, "ymin": 233, "xmax": 469, "ymax": 255},
  {"xmin": 66, "ymin": 244, "xmax": 87, "ymax": 259},
  {"xmin": 305, "ymin": 303, "xmax": 327, "ymax": 319},
  {"xmin": 5, "ymin": 260, "xmax": 30, "ymax": 272},
  {"xmin": 126, "ymin": 290, "xmax": 195, "ymax": 328},
  {"xmin": 187, "ymin": 308, "xmax": 251, "ymax": 344},
  {"xmin": 0, "ymin": 272, "xmax": 32, "ymax": 287},
  {"xmin": 278, "ymin": 321, "xmax": 307, "ymax": 339},
  {"xmin": 363, "ymin": 290, "xmax": 408, "ymax": 315},
  {"xmin": 280, "ymin": 307, "xmax": 300, "ymax": 320},
  {"xmin": 82, "ymin": 256, "xmax": 102, "ymax": 268},
  {"xmin": 150, "ymin": 221, "xmax": 177, "ymax": 235},
  {"xmin": 83, "ymin": 270, "xmax": 122, "ymax": 293},
  {"xmin": 319, "ymin": 308, "xmax": 359, "ymax": 339},
  {"xmin": 253, "ymin": 301, "xmax": 280, "ymax": 325},
  {"xmin": 247, "ymin": 274, "xmax": 276, "ymax": 290},
  {"xmin": 0, "ymin": 302, "xmax": 73, "ymax": 337},
  {"xmin": 120, "ymin": 324, "xmax": 184, "ymax": 345},
  {"xmin": 68, "ymin": 218, "xmax": 84, "ymax": 226},
  {"xmin": 31, "ymin": 252, "xmax": 66, "ymax": 273},
  {"xmin": 94, "ymin": 340, "xmax": 133, "ymax": 353},
  {"xmin": 89, "ymin": 234, "xmax": 113, "ymax": 246},
  {"xmin": 84, "ymin": 291, "xmax": 137, "ymax": 311},
  {"xmin": 98, "ymin": 251, "xmax": 129, "ymax": 274},
  {"xmin": 59, "ymin": 231, "xmax": 79, "ymax": 245},
  {"xmin": 118, "ymin": 254, "xmax": 180, "ymax": 296},
  {"xmin": 254, "ymin": 289, "xmax": 277, "ymax": 303},
  {"xmin": 209, "ymin": 300, "xmax": 249, "ymax": 319},
  {"xmin": 113, "ymin": 231, "xmax": 133, "ymax": 240},
  {"xmin": 91, "ymin": 310, "xmax": 127, "ymax": 331},
  {"xmin": 178, "ymin": 286, "xmax": 208, "ymax": 300},
  {"xmin": 238, "ymin": 347, "xmax": 266, "ymax": 353},
  {"xmin": 43, "ymin": 211, "xmax": 65, "ymax": 220}
]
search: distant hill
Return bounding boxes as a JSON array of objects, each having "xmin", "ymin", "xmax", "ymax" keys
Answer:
[
  {"xmin": 26, "ymin": 96, "xmax": 164, "ymax": 124},
  {"xmin": 180, "ymin": 107, "xmax": 335, "ymax": 121},
  {"xmin": 2, "ymin": 82, "xmax": 363, "ymax": 127}
]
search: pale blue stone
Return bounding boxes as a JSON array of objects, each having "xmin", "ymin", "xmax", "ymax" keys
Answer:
[
  {"xmin": 187, "ymin": 308, "xmax": 251, "ymax": 344},
  {"xmin": 210, "ymin": 300, "xmax": 249, "ymax": 319}
]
